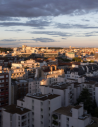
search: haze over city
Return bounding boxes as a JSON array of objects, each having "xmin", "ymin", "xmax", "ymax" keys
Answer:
[{"xmin": 0, "ymin": 0, "xmax": 98, "ymax": 47}]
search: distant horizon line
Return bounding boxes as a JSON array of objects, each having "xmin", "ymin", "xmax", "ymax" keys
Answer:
[{"xmin": 0, "ymin": 46, "xmax": 98, "ymax": 48}]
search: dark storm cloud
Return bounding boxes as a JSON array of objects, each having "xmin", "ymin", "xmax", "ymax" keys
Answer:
[
  {"xmin": 0, "ymin": 17, "xmax": 20, "ymax": 21},
  {"xmin": 32, "ymin": 37, "xmax": 56, "ymax": 42},
  {"xmin": 0, "ymin": 0, "xmax": 98, "ymax": 18},
  {"xmin": 0, "ymin": 19, "xmax": 51, "ymax": 28},
  {"xmin": 31, "ymin": 31, "xmax": 72, "ymax": 37}
]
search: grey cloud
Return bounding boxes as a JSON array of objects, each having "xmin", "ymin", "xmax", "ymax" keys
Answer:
[
  {"xmin": 5, "ymin": 29, "xmax": 24, "ymax": 32},
  {"xmin": 81, "ymin": 19, "xmax": 90, "ymax": 22},
  {"xmin": 84, "ymin": 31, "xmax": 98, "ymax": 37},
  {"xmin": 0, "ymin": 39, "xmax": 34, "ymax": 42},
  {"xmin": 0, "ymin": 19, "xmax": 51, "ymax": 28},
  {"xmin": 56, "ymin": 23, "xmax": 98, "ymax": 29},
  {"xmin": 0, "ymin": 17, "xmax": 20, "ymax": 21},
  {"xmin": 73, "ymin": 31, "xmax": 98, "ymax": 37},
  {"xmin": 1, "ymin": 39, "xmax": 17, "ymax": 41},
  {"xmin": 31, "ymin": 31, "xmax": 72, "ymax": 37},
  {"xmin": 32, "ymin": 37, "xmax": 56, "ymax": 43},
  {"xmin": 62, "ymin": 38, "xmax": 66, "ymax": 39},
  {"xmin": 0, "ymin": 0, "xmax": 98, "ymax": 18}
]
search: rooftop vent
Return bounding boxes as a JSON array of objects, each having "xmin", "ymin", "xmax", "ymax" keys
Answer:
[{"xmin": 21, "ymin": 108, "xmax": 24, "ymax": 111}]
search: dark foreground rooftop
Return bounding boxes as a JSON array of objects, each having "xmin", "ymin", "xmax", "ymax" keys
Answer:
[{"xmin": 3, "ymin": 104, "xmax": 30, "ymax": 115}]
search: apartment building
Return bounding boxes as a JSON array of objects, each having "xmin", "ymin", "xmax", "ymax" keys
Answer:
[
  {"xmin": 66, "ymin": 52, "xmax": 75, "ymax": 60},
  {"xmin": 43, "ymin": 52, "xmax": 58, "ymax": 58},
  {"xmin": 0, "ymin": 72, "xmax": 11, "ymax": 126},
  {"xmin": 2, "ymin": 105, "xmax": 31, "ymax": 127},
  {"xmin": 28, "ymin": 78, "xmax": 41, "ymax": 94},
  {"xmin": 11, "ymin": 68, "xmax": 28, "ymax": 80},
  {"xmin": 52, "ymin": 103, "xmax": 91, "ymax": 127},
  {"xmin": 11, "ymin": 80, "xmax": 28, "ymax": 104},
  {"xmin": 17, "ymin": 93, "xmax": 61, "ymax": 127},
  {"xmin": 40, "ymin": 82, "xmax": 82, "ymax": 107},
  {"xmin": 41, "ymin": 65, "xmax": 65, "ymax": 79}
]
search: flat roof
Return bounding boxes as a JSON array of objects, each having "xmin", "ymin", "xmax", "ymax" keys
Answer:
[
  {"xmin": 74, "ymin": 105, "xmax": 82, "ymax": 109},
  {"xmin": 84, "ymin": 81, "xmax": 96, "ymax": 84},
  {"xmin": 3, "ymin": 105, "xmax": 30, "ymax": 115},
  {"xmin": 54, "ymin": 105, "xmax": 82, "ymax": 116},
  {"xmin": 95, "ymin": 84, "xmax": 98, "ymax": 87},
  {"xmin": 50, "ymin": 83, "xmax": 70, "ymax": 90},
  {"xmin": 86, "ymin": 117, "xmax": 98, "ymax": 127},
  {"xmin": 26, "ymin": 93, "xmax": 60, "ymax": 101},
  {"xmin": 54, "ymin": 106, "xmax": 73, "ymax": 117}
]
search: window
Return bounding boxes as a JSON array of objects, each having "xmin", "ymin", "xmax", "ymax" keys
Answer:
[
  {"xmin": 41, "ymin": 108, "xmax": 43, "ymax": 111},
  {"xmin": 32, "ymin": 112, "xmax": 34, "ymax": 115},
  {"xmin": 10, "ymin": 115, "xmax": 12, "ymax": 121},
  {"xmin": 66, "ymin": 124, "xmax": 69, "ymax": 127},
  {"xmin": 6, "ymin": 79, "xmax": 8, "ymax": 82},
  {"xmin": 41, "ymin": 121, "xmax": 43, "ymax": 124},
  {"xmin": 18, "ymin": 122, "xmax": 20, "ymax": 126},
  {"xmin": 2, "ymin": 80, "xmax": 4, "ymax": 83},
  {"xmin": 18, "ymin": 116, "xmax": 20, "ymax": 120},
  {"xmin": 66, "ymin": 117, "xmax": 69, "ymax": 121},
  {"xmin": 32, "ymin": 106, "xmax": 34, "ymax": 110},
  {"xmin": 6, "ymin": 75, "xmax": 8, "ymax": 78},
  {"xmin": 41, "ymin": 102, "xmax": 43, "ymax": 105},
  {"xmin": 1, "ymin": 89, "xmax": 4, "ymax": 91},
  {"xmin": 21, "ymin": 103, "xmax": 23, "ymax": 106},
  {"xmin": 32, "ymin": 118, "xmax": 34, "ymax": 122}
]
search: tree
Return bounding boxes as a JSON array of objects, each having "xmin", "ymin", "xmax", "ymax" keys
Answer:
[
  {"xmin": 59, "ymin": 58, "xmax": 71, "ymax": 62},
  {"xmin": 94, "ymin": 107, "xmax": 98, "ymax": 117},
  {"xmin": 89, "ymin": 60, "xmax": 94, "ymax": 63},
  {"xmin": 76, "ymin": 88, "xmax": 97, "ymax": 115},
  {"xmin": 7, "ymin": 64, "xmax": 11, "ymax": 68},
  {"xmin": 24, "ymin": 66, "xmax": 29, "ymax": 69},
  {"xmin": 72, "ymin": 57, "xmax": 82, "ymax": 62}
]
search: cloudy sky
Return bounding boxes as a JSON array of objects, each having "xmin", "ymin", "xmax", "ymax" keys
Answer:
[{"xmin": 0, "ymin": 0, "xmax": 98, "ymax": 47}]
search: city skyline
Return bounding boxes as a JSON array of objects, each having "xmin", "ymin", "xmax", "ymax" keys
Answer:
[{"xmin": 0, "ymin": 0, "xmax": 98, "ymax": 47}]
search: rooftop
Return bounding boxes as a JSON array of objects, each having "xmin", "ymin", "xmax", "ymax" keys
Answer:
[
  {"xmin": 74, "ymin": 105, "xmax": 82, "ymax": 109},
  {"xmin": 84, "ymin": 81, "xmax": 96, "ymax": 84},
  {"xmin": 50, "ymin": 83, "xmax": 70, "ymax": 90},
  {"xmin": 54, "ymin": 106, "xmax": 73, "ymax": 117},
  {"xmin": 86, "ymin": 117, "xmax": 98, "ymax": 127},
  {"xmin": 26, "ymin": 93, "xmax": 60, "ymax": 101},
  {"xmin": 3, "ymin": 105, "xmax": 30, "ymax": 115}
]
